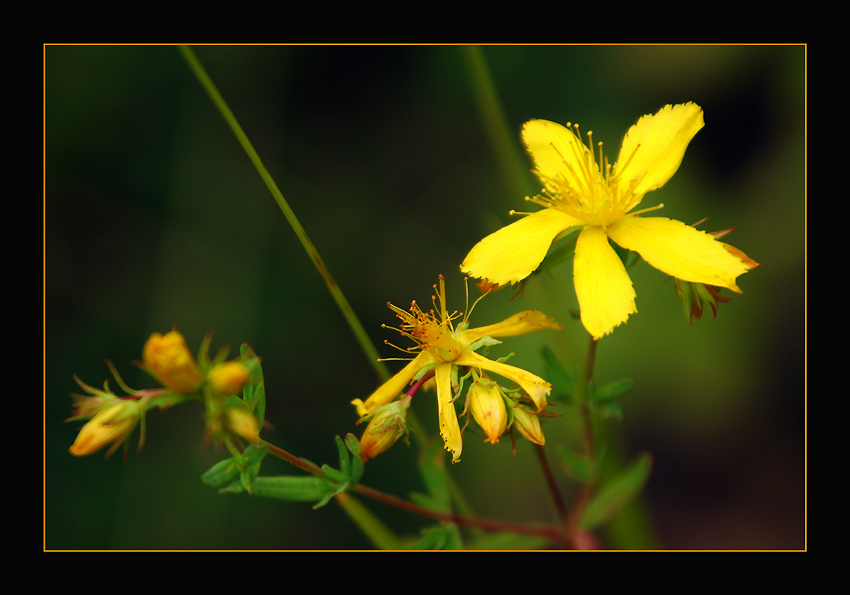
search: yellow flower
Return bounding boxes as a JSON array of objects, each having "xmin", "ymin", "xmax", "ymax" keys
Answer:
[
  {"xmin": 351, "ymin": 275, "xmax": 560, "ymax": 463},
  {"xmin": 208, "ymin": 361, "xmax": 250, "ymax": 395},
  {"xmin": 461, "ymin": 103, "xmax": 756, "ymax": 339},
  {"xmin": 142, "ymin": 330, "xmax": 203, "ymax": 394},
  {"xmin": 69, "ymin": 400, "xmax": 139, "ymax": 458}
]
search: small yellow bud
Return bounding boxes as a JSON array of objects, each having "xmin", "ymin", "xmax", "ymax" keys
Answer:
[
  {"xmin": 511, "ymin": 406, "xmax": 545, "ymax": 446},
  {"xmin": 226, "ymin": 406, "xmax": 260, "ymax": 443},
  {"xmin": 69, "ymin": 400, "xmax": 139, "ymax": 458},
  {"xmin": 142, "ymin": 330, "xmax": 203, "ymax": 394},
  {"xmin": 208, "ymin": 361, "xmax": 250, "ymax": 395},
  {"xmin": 358, "ymin": 397, "xmax": 410, "ymax": 462},
  {"xmin": 467, "ymin": 379, "xmax": 508, "ymax": 444}
]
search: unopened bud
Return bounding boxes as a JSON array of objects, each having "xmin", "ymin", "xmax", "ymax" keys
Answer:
[
  {"xmin": 467, "ymin": 379, "xmax": 508, "ymax": 444},
  {"xmin": 358, "ymin": 397, "xmax": 411, "ymax": 462},
  {"xmin": 142, "ymin": 330, "xmax": 203, "ymax": 394},
  {"xmin": 208, "ymin": 361, "xmax": 250, "ymax": 395}
]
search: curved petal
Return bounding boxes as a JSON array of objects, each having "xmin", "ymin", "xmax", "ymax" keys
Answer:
[
  {"xmin": 434, "ymin": 363, "xmax": 462, "ymax": 463},
  {"xmin": 522, "ymin": 119, "xmax": 604, "ymax": 193},
  {"xmin": 456, "ymin": 350, "xmax": 551, "ymax": 412},
  {"xmin": 461, "ymin": 309, "xmax": 562, "ymax": 344},
  {"xmin": 351, "ymin": 352, "xmax": 432, "ymax": 417},
  {"xmin": 574, "ymin": 226, "xmax": 637, "ymax": 339},
  {"xmin": 461, "ymin": 209, "xmax": 579, "ymax": 286},
  {"xmin": 615, "ymin": 103, "xmax": 704, "ymax": 197},
  {"xmin": 608, "ymin": 216, "xmax": 751, "ymax": 292}
]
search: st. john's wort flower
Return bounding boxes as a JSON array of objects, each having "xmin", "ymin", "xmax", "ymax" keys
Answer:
[
  {"xmin": 351, "ymin": 275, "xmax": 560, "ymax": 463},
  {"xmin": 461, "ymin": 103, "xmax": 756, "ymax": 340}
]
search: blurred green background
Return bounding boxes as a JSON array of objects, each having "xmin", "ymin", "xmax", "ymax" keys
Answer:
[{"xmin": 45, "ymin": 44, "xmax": 805, "ymax": 550}]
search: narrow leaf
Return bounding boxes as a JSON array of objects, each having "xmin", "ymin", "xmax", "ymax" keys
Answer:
[{"xmin": 580, "ymin": 453, "xmax": 652, "ymax": 531}]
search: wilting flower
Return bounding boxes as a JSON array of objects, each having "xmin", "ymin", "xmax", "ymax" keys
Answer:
[
  {"xmin": 69, "ymin": 400, "xmax": 140, "ymax": 458},
  {"xmin": 461, "ymin": 103, "xmax": 756, "ymax": 339},
  {"xmin": 142, "ymin": 329, "xmax": 203, "ymax": 394},
  {"xmin": 351, "ymin": 275, "xmax": 560, "ymax": 463}
]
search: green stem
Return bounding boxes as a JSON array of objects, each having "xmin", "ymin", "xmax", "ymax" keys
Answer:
[
  {"xmin": 461, "ymin": 45, "xmax": 535, "ymax": 200},
  {"xmin": 335, "ymin": 492, "xmax": 405, "ymax": 550},
  {"xmin": 177, "ymin": 45, "xmax": 389, "ymax": 384},
  {"xmin": 565, "ymin": 336, "xmax": 599, "ymax": 546},
  {"xmin": 263, "ymin": 437, "xmax": 562, "ymax": 542}
]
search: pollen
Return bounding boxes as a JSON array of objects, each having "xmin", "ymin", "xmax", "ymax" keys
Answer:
[{"xmin": 528, "ymin": 124, "xmax": 652, "ymax": 229}]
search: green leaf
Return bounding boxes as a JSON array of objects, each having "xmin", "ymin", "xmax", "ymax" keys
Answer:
[
  {"xmin": 593, "ymin": 378, "xmax": 634, "ymax": 402},
  {"xmin": 344, "ymin": 433, "xmax": 365, "ymax": 487},
  {"xmin": 559, "ymin": 445, "xmax": 600, "ymax": 484},
  {"xmin": 240, "ymin": 343, "xmax": 266, "ymax": 428},
  {"xmin": 251, "ymin": 476, "xmax": 336, "ymax": 508},
  {"xmin": 579, "ymin": 453, "xmax": 653, "ymax": 531},
  {"xmin": 201, "ymin": 443, "xmax": 268, "ymax": 494},
  {"xmin": 201, "ymin": 458, "xmax": 240, "ymax": 489},
  {"xmin": 541, "ymin": 346, "xmax": 576, "ymax": 402}
]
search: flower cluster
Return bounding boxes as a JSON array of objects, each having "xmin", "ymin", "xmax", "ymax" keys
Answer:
[
  {"xmin": 351, "ymin": 276, "xmax": 561, "ymax": 462},
  {"xmin": 461, "ymin": 102, "xmax": 757, "ymax": 339},
  {"xmin": 68, "ymin": 329, "xmax": 259, "ymax": 459}
]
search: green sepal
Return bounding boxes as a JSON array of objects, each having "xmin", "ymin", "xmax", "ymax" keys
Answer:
[
  {"xmin": 239, "ymin": 343, "xmax": 265, "ymax": 428},
  {"xmin": 579, "ymin": 452, "xmax": 652, "ymax": 531}
]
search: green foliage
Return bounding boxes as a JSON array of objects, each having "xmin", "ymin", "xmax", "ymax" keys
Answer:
[
  {"xmin": 407, "ymin": 440, "xmax": 463, "ymax": 550},
  {"xmin": 580, "ymin": 453, "xmax": 653, "ymax": 531},
  {"xmin": 201, "ymin": 434, "xmax": 364, "ymax": 509},
  {"xmin": 541, "ymin": 346, "xmax": 576, "ymax": 403},
  {"xmin": 588, "ymin": 377, "xmax": 634, "ymax": 421},
  {"xmin": 239, "ymin": 343, "xmax": 265, "ymax": 428},
  {"xmin": 201, "ymin": 442, "xmax": 269, "ymax": 494}
]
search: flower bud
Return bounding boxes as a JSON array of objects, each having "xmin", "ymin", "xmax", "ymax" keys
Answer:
[
  {"xmin": 467, "ymin": 379, "xmax": 508, "ymax": 444},
  {"xmin": 358, "ymin": 397, "xmax": 410, "ymax": 462},
  {"xmin": 510, "ymin": 405, "xmax": 545, "ymax": 446},
  {"xmin": 208, "ymin": 361, "xmax": 250, "ymax": 395},
  {"xmin": 69, "ymin": 400, "xmax": 139, "ymax": 458},
  {"xmin": 143, "ymin": 330, "xmax": 203, "ymax": 394},
  {"xmin": 226, "ymin": 406, "xmax": 260, "ymax": 443}
]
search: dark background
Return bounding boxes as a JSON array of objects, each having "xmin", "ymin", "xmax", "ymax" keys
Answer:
[{"xmin": 45, "ymin": 44, "xmax": 805, "ymax": 550}]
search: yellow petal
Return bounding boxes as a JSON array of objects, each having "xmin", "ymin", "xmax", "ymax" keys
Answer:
[
  {"xmin": 456, "ymin": 350, "xmax": 551, "ymax": 412},
  {"xmin": 522, "ymin": 119, "xmax": 604, "ymax": 193},
  {"xmin": 608, "ymin": 216, "xmax": 751, "ymax": 292},
  {"xmin": 461, "ymin": 309, "xmax": 562, "ymax": 344},
  {"xmin": 351, "ymin": 352, "xmax": 431, "ymax": 417},
  {"xmin": 435, "ymin": 363, "xmax": 462, "ymax": 463},
  {"xmin": 573, "ymin": 226, "xmax": 637, "ymax": 339},
  {"xmin": 461, "ymin": 209, "xmax": 579, "ymax": 286},
  {"xmin": 615, "ymin": 103, "xmax": 704, "ymax": 197}
]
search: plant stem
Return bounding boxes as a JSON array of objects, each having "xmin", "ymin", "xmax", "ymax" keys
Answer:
[
  {"xmin": 262, "ymin": 437, "xmax": 562, "ymax": 542},
  {"xmin": 177, "ymin": 45, "xmax": 390, "ymax": 384},
  {"xmin": 565, "ymin": 336, "xmax": 599, "ymax": 546}
]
